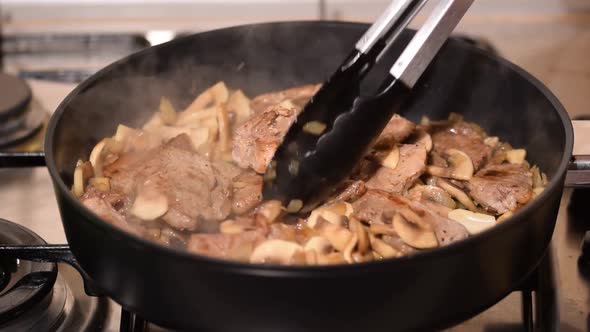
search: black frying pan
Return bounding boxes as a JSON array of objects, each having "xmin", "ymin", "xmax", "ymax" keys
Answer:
[{"xmin": 40, "ymin": 22, "xmax": 574, "ymax": 331}]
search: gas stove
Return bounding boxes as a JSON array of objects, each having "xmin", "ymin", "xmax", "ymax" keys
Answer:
[{"xmin": 0, "ymin": 34, "xmax": 589, "ymax": 330}]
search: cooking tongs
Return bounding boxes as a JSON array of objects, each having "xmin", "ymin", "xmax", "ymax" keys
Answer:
[{"xmin": 263, "ymin": 0, "xmax": 475, "ymax": 212}]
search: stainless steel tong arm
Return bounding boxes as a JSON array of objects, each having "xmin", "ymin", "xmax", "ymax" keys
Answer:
[{"xmin": 391, "ymin": 0, "xmax": 475, "ymax": 88}]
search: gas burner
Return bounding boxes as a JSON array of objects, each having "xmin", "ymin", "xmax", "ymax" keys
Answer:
[
  {"xmin": 0, "ymin": 219, "xmax": 109, "ymax": 331},
  {"xmin": 0, "ymin": 73, "xmax": 47, "ymax": 149},
  {"xmin": 0, "ymin": 219, "xmax": 55, "ymax": 325}
]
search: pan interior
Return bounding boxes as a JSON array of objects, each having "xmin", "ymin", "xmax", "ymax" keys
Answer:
[{"xmin": 49, "ymin": 22, "xmax": 569, "ymax": 233}]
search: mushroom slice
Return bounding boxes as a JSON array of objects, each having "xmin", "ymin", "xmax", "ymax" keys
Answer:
[
  {"xmin": 278, "ymin": 99, "xmax": 296, "ymax": 110},
  {"xmin": 88, "ymin": 177, "xmax": 110, "ymax": 192},
  {"xmin": 369, "ymin": 223, "xmax": 397, "ymax": 236},
  {"xmin": 506, "ymin": 149, "xmax": 526, "ymax": 165},
  {"xmin": 447, "ymin": 209, "xmax": 495, "ymax": 234},
  {"xmin": 305, "ymin": 250, "xmax": 318, "ymax": 265},
  {"xmin": 72, "ymin": 160, "xmax": 94, "ymax": 197},
  {"xmin": 216, "ymin": 104, "xmax": 231, "ymax": 152},
  {"xmin": 484, "ymin": 136, "xmax": 499, "ymax": 148},
  {"xmin": 189, "ymin": 128, "xmax": 210, "ymax": 148},
  {"xmin": 369, "ymin": 234, "xmax": 401, "ymax": 258},
  {"xmin": 397, "ymin": 207, "xmax": 432, "ymax": 230},
  {"xmin": 250, "ymin": 239, "xmax": 304, "ymax": 264},
  {"xmin": 186, "ymin": 81, "xmax": 229, "ymax": 112},
  {"xmin": 418, "ymin": 185, "xmax": 456, "ymax": 209},
  {"xmin": 219, "ymin": 220, "xmax": 252, "ymax": 234},
  {"xmin": 302, "ymin": 121, "xmax": 327, "ymax": 136},
  {"xmin": 409, "ymin": 130, "xmax": 432, "ymax": 152},
  {"xmin": 318, "ymin": 223, "xmax": 354, "ymax": 252},
  {"xmin": 130, "ymin": 187, "xmax": 169, "ymax": 221},
  {"xmin": 175, "ymin": 107, "xmax": 218, "ymax": 127},
  {"xmin": 436, "ymin": 178, "xmax": 478, "ymax": 212},
  {"xmin": 379, "ymin": 146, "xmax": 400, "ymax": 169},
  {"xmin": 159, "ymin": 96, "xmax": 177, "ymax": 125},
  {"xmin": 497, "ymin": 211, "xmax": 514, "ymax": 223},
  {"xmin": 533, "ymin": 187, "xmax": 545, "ymax": 198},
  {"xmin": 427, "ymin": 149, "xmax": 474, "ymax": 181},
  {"xmin": 349, "ymin": 217, "xmax": 369, "ymax": 254},
  {"xmin": 286, "ymin": 199, "xmax": 303, "ymax": 213},
  {"xmin": 531, "ymin": 165, "xmax": 544, "ymax": 188},
  {"xmin": 351, "ymin": 252, "xmax": 375, "ymax": 263},
  {"xmin": 256, "ymin": 200, "xmax": 283, "ymax": 224},
  {"xmin": 89, "ymin": 140, "xmax": 106, "ymax": 177},
  {"xmin": 114, "ymin": 124, "xmax": 139, "ymax": 142},
  {"xmin": 88, "ymin": 137, "xmax": 123, "ymax": 176},
  {"xmin": 307, "ymin": 201, "xmax": 353, "ymax": 228},
  {"xmin": 317, "ymin": 252, "xmax": 347, "ymax": 265},
  {"xmin": 342, "ymin": 234, "xmax": 358, "ymax": 263},
  {"xmin": 304, "ymin": 236, "xmax": 334, "ymax": 255},
  {"xmin": 392, "ymin": 213, "xmax": 438, "ymax": 249},
  {"xmin": 227, "ymin": 89, "xmax": 252, "ymax": 127}
]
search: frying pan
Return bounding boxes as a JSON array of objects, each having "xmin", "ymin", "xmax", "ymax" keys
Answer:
[{"xmin": 37, "ymin": 21, "xmax": 578, "ymax": 331}]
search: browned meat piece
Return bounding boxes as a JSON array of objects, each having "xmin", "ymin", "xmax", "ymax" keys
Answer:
[
  {"xmin": 466, "ymin": 163, "xmax": 533, "ymax": 214},
  {"xmin": 80, "ymin": 188, "xmax": 142, "ymax": 236},
  {"xmin": 232, "ymin": 171, "xmax": 263, "ymax": 215},
  {"xmin": 366, "ymin": 144, "xmax": 427, "ymax": 194},
  {"xmin": 431, "ymin": 121, "xmax": 493, "ymax": 170},
  {"xmin": 107, "ymin": 134, "xmax": 238, "ymax": 231},
  {"xmin": 352, "ymin": 190, "xmax": 397, "ymax": 225},
  {"xmin": 250, "ymin": 84, "xmax": 321, "ymax": 113},
  {"xmin": 350, "ymin": 157, "xmax": 380, "ymax": 182},
  {"xmin": 353, "ymin": 190, "xmax": 468, "ymax": 245},
  {"xmin": 374, "ymin": 115, "xmax": 416, "ymax": 149},
  {"xmin": 232, "ymin": 103, "xmax": 298, "ymax": 173},
  {"xmin": 331, "ymin": 180, "xmax": 367, "ymax": 203},
  {"xmin": 187, "ymin": 231, "xmax": 265, "ymax": 261}
]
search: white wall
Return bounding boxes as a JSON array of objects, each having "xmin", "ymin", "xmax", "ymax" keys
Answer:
[{"xmin": 2, "ymin": 0, "xmax": 589, "ymax": 34}]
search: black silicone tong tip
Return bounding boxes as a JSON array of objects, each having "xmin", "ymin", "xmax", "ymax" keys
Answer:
[
  {"xmin": 263, "ymin": 75, "xmax": 410, "ymax": 213},
  {"xmin": 262, "ymin": 0, "xmax": 475, "ymax": 213}
]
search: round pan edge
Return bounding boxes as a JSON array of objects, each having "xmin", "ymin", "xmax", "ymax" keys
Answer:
[{"xmin": 44, "ymin": 20, "xmax": 574, "ymax": 277}]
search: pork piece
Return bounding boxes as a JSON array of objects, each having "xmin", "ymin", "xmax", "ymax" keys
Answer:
[
  {"xmin": 431, "ymin": 121, "xmax": 493, "ymax": 170},
  {"xmin": 187, "ymin": 231, "xmax": 265, "ymax": 261},
  {"xmin": 353, "ymin": 190, "xmax": 469, "ymax": 245},
  {"xmin": 232, "ymin": 103, "xmax": 298, "ymax": 173},
  {"xmin": 107, "ymin": 134, "xmax": 238, "ymax": 231},
  {"xmin": 232, "ymin": 171, "xmax": 263, "ymax": 215},
  {"xmin": 350, "ymin": 157, "xmax": 380, "ymax": 182},
  {"xmin": 250, "ymin": 84, "xmax": 321, "ymax": 113},
  {"xmin": 466, "ymin": 163, "xmax": 533, "ymax": 214},
  {"xmin": 352, "ymin": 190, "xmax": 396, "ymax": 225},
  {"xmin": 374, "ymin": 115, "xmax": 416, "ymax": 149},
  {"xmin": 80, "ymin": 188, "xmax": 142, "ymax": 236},
  {"xmin": 366, "ymin": 144, "xmax": 427, "ymax": 194},
  {"xmin": 331, "ymin": 180, "xmax": 367, "ymax": 203}
]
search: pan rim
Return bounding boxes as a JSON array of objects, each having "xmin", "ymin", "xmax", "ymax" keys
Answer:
[{"xmin": 45, "ymin": 20, "xmax": 573, "ymax": 277}]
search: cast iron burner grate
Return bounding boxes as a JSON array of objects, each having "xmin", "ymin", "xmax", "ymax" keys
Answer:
[{"xmin": 0, "ymin": 73, "xmax": 47, "ymax": 149}]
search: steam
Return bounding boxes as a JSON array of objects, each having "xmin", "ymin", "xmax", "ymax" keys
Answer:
[{"xmin": 54, "ymin": 22, "xmax": 368, "ymax": 175}]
